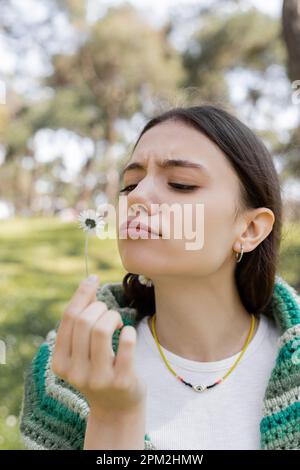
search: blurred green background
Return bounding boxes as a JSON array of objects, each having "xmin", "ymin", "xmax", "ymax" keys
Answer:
[
  {"xmin": 0, "ymin": 217, "xmax": 127, "ymax": 449},
  {"xmin": 0, "ymin": 0, "xmax": 300, "ymax": 450}
]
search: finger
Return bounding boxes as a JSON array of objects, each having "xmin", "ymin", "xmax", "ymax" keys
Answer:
[
  {"xmin": 55, "ymin": 275, "xmax": 100, "ymax": 360},
  {"xmin": 113, "ymin": 325, "xmax": 137, "ymax": 379},
  {"xmin": 65, "ymin": 275, "xmax": 100, "ymax": 317},
  {"xmin": 70, "ymin": 301, "xmax": 108, "ymax": 366},
  {"xmin": 90, "ymin": 309, "xmax": 124, "ymax": 379}
]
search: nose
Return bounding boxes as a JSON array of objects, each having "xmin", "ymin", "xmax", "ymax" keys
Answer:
[
  {"xmin": 128, "ymin": 199, "xmax": 157, "ymax": 221},
  {"xmin": 126, "ymin": 179, "xmax": 159, "ymax": 219}
]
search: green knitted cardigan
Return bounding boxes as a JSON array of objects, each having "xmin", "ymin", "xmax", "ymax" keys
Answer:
[{"xmin": 19, "ymin": 274, "xmax": 300, "ymax": 450}]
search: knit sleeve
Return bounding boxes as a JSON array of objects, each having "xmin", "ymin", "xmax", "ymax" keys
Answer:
[
  {"xmin": 19, "ymin": 328, "xmax": 90, "ymax": 450},
  {"xmin": 19, "ymin": 327, "xmax": 157, "ymax": 450}
]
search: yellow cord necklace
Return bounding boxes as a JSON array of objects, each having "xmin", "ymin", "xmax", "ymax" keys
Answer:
[{"xmin": 150, "ymin": 313, "xmax": 256, "ymax": 392}]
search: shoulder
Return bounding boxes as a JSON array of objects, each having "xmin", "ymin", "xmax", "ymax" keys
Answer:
[{"xmin": 260, "ymin": 276, "xmax": 300, "ymax": 449}]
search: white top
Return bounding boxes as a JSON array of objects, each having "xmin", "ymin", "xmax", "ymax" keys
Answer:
[{"xmin": 134, "ymin": 313, "xmax": 280, "ymax": 450}]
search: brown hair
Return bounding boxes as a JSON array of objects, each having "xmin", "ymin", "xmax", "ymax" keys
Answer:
[{"xmin": 122, "ymin": 104, "xmax": 283, "ymax": 323}]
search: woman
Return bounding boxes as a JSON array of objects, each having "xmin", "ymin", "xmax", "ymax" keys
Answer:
[{"xmin": 19, "ymin": 105, "xmax": 300, "ymax": 450}]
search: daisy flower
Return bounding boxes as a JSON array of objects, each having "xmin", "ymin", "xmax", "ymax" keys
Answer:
[{"xmin": 78, "ymin": 209, "xmax": 106, "ymax": 277}]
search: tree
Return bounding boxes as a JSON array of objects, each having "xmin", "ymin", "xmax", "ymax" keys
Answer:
[
  {"xmin": 282, "ymin": 0, "xmax": 300, "ymax": 177},
  {"xmin": 40, "ymin": 4, "xmax": 185, "ymax": 206}
]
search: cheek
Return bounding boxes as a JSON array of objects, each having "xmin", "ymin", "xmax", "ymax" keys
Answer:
[
  {"xmin": 203, "ymin": 193, "xmax": 236, "ymax": 234},
  {"xmin": 165, "ymin": 194, "xmax": 237, "ymax": 268},
  {"xmin": 191, "ymin": 194, "xmax": 236, "ymax": 262}
]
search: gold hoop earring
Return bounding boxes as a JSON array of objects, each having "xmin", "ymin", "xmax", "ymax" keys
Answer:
[{"xmin": 235, "ymin": 243, "xmax": 244, "ymax": 263}]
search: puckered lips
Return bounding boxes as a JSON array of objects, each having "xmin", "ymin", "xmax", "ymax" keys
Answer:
[{"xmin": 119, "ymin": 217, "xmax": 161, "ymax": 237}]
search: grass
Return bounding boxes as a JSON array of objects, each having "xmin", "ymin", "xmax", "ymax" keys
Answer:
[{"xmin": 0, "ymin": 216, "xmax": 126, "ymax": 449}]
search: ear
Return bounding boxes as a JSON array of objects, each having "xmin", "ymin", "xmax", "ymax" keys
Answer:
[{"xmin": 233, "ymin": 207, "xmax": 275, "ymax": 254}]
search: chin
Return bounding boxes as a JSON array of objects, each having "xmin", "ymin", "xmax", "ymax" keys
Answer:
[
  {"xmin": 117, "ymin": 237, "xmax": 161, "ymax": 255},
  {"xmin": 119, "ymin": 250, "xmax": 162, "ymax": 275}
]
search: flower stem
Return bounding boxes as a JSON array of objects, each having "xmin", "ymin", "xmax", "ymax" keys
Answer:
[{"xmin": 85, "ymin": 231, "xmax": 89, "ymax": 277}]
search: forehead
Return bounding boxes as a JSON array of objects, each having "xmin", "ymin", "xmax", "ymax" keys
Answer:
[
  {"xmin": 125, "ymin": 120, "xmax": 237, "ymax": 181},
  {"xmin": 133, "ymin": 121, "xmax": 211, "ymax": 156}
]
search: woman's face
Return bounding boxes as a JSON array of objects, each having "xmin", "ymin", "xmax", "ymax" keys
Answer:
[{"xmin": 116, "ymin": 119, "xmax": 248, "ymax": 279}]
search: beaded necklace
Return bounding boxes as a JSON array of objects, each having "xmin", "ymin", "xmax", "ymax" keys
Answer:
[{"xmin": 150, "ymin": 313, "xmax": 256, "ymax": 392}]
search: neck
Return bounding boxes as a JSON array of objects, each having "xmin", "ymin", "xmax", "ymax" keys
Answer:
[{"xmin": 147, "ymin": 269, "xmax": 260, "ymax": 363}]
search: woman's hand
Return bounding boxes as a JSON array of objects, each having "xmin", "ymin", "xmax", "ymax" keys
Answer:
[{"xmin": 50, "ymin": 274, "xmax": 147, "ymax": 420}]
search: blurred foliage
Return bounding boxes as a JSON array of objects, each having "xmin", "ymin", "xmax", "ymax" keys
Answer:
[
  {"xmin": 0, "ymin": 217, "xmax": 299, "ymax": 449},
  {"xmin": 0, "ymin": 3, "xmax": 185, "ymax": 210},
  {"xmin": 0, "ymin": 1, "xmax": 299, "ymax": 215},
  {"xmin": 279, "ymin": 221, "xmax": 300, "ymax": 288},
  {"xmin": 0, "ymin": 216, "xmax": 126, "ymax": 449},
  {"xmin": 183, "ymin": 8, "xmax": 286, "ymax": 103}
]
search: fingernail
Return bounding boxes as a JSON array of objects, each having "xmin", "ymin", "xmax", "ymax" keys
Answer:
[{"xmin": 87, "ymin": 274, "xmax": 99, "ymax": 283}]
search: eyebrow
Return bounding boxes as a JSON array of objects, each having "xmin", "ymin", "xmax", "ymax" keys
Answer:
[{"xmin": 121, "ymin": 158, "xmax": 210, "ymax": 179}]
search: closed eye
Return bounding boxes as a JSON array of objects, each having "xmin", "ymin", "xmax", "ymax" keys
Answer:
[
  {"xmin": 119, "ymin": 184, "xmax": 138, "ymax": 193},
  {"xmin": 119, "ymin": 183, "xmax": 199, "ymax": 193},
  {"xmin": 168, "ymin": 183, "xmax": 199, "ymax": 191}
]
